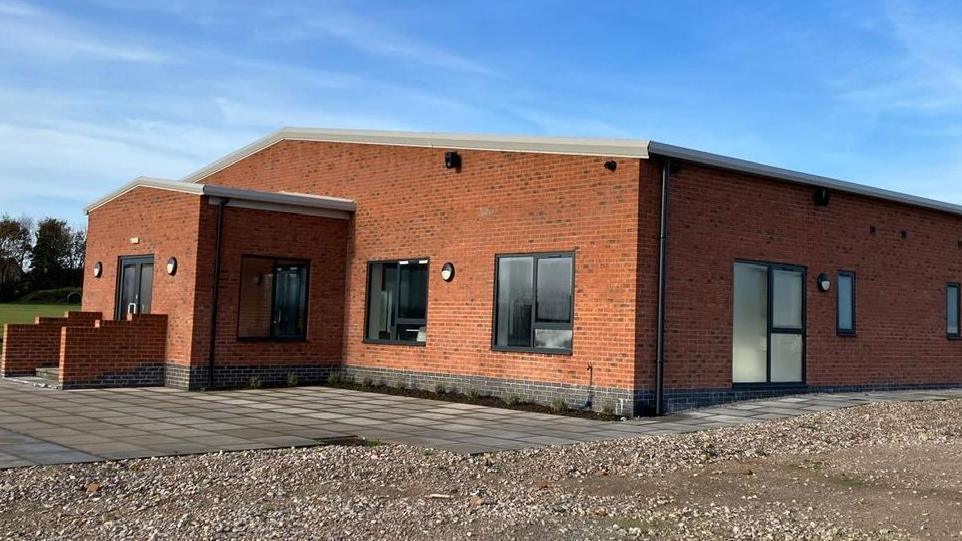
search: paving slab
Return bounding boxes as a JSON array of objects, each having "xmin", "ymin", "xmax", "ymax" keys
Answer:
[{"xmin": 2, "ymin": 379, "xmax": 961, "ymax": 466}]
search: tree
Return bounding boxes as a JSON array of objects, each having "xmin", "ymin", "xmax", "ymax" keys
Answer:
[
  {"xmin": 30, "ymin": 218, "xmax": 75, "ymax": 290},
  {"xmin": 67, "ymin": 228, "xmax": 86, "ymax": 270},
  {"xmin": 0, "ymin": 215, "xmax": 32, "ymax": 301}
]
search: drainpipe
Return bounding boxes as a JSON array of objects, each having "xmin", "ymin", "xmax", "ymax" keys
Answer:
[
  {"xmin": 655, "ymin": 158, "xmax": 671, "ymax": 415},
  {"xmin": 207, "ymin": 198, "xmax": 228, "ymax": 389}
]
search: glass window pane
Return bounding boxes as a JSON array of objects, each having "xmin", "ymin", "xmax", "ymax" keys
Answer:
[
  {"xmin": 366, "ymin": 263, "xmax": 398, "ymax": 341},
  {"xmin": 238, "ymin": 257, "xmax": 274, "ymax": 338},
  {"xmin": 838, "ymin": 274, "xmax": 854, "ymax": 331},
  {"xmin": 397, "ymin": 323, "xmax": 427, "ymax": 343},
  {"xmin": 534, "ymin": 329, "xmax": 572, "ymax": 350},
  {"xmin": 398, "ymin": 263, "xmax": 428, "ymax": 321},
  {"xmin": 119, "ymin": 264, "xmax": 138, "ymax": 318},
  {"xmin": 273, "ymin": 263, "xmax": 308, "ymax": 338},
  {"xmin": 496, "ymin": 257, "xmax": 533, "ymax": 347},
  {"xmin": 536, "ymin": 257, "xmax": 572, "ymax": 323},
  {"xmin": 732, "ymin": 263, "xmax": 768, "ymax": 383},
  {"xmin": 770, "ymin": 333, "xmax": 803, "ymax": 382},
  {"xmin": 949, "ymin": 285, "xmax": 960, "ymax": 335},
  {"xmin": 772, "ymin": 269, "xmax": 803, "ymax": 329},
  {"xmin": 138, "ymin": 264, "xmax": 153, "ymax": 314}
]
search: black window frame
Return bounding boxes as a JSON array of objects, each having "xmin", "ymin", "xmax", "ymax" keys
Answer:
[
  {"xmin": 836, "ymin": 271, "xmax": 856, "ymax": 336},
  {"xmin": 236, "ymin": 255, "xmax": 311, "ymax": 342},
  {"xmin": 491, "ymin": 252, "xmax": 575, "ymax": 355},
  {"xmin": 948, "ymin": 282, "xmax": 961, "ymax": 340},
  {"xmin": 363, "ymin": 258, "xmax": 430, "ymax": 347},
  {"xmin": 731, "ymin": 259, "xmax": 807, "ymax": 388}
]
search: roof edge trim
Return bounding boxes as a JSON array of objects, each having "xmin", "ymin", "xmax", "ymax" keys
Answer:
[
  {"xmin": 85, "ymin": 177, "xmax": 357, "ymax": 215},
  {"xmin": 181, "ymin": 127, "xmax": 652, "ymax": 183},
  {"xmin": 648, "ymin": 141, "xmax": 962, "ymax": 217}
]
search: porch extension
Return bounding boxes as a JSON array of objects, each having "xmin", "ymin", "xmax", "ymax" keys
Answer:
[{"xmin": 1, "ymin": 311, "xmax": 168, "ymax": 389}]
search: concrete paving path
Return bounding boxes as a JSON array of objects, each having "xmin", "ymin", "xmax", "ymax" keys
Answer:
[{"xmin": 1, "ymin": 379, "xmax": 960, "ymax": 467}]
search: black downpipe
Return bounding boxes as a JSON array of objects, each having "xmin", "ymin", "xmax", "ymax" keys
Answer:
[
  {"xmin": 655, "ymin": 159, "xmax": 671, "ymax": 415},
  {"xmin": 207, "ymin": 199, "xmax": 228, "ymax": 389}
]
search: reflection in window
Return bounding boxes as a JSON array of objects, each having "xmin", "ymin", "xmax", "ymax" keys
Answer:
[
  {"xmin": 238, "ymin": 257, "xmax": 309, "ymax": 339},
  {"xmin": 837, "ymin": 272, "xmax": 855, "ymax": 335},
  {"xmin": 948, "ymin": 283, "xmax": 960, "ymax": 339},
  {"xmin": 495, "ymin": 253, "xmax": 573, "ymax": 352},
  {"xmin": 366, "ymin": 260, "xmax": 429, "ymax": 344}
]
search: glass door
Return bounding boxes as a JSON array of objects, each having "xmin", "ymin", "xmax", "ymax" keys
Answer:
[
  {"xmin": 116, "ymin": 255, "xmax": 154, "ymax": 319},
  {"xmin": 732, "ymin": 261, "xmax": 805, "ymax": 384}
]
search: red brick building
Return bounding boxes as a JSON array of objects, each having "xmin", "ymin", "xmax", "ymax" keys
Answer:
[{"xmin": 8, "ymin": 128, "xmax": 961, "ymax": 414}]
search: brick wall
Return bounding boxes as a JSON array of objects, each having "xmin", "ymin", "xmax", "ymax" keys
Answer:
[
  {"xmin": 200, "ymin": 140, "xmax": 644, "ymax": 395},
  {"xmin": 189, "ymin": 205, "xmax": 349, "ymax": 381},
  {"xmin": 83, "ymin": 188, "xmax": 206, "ymax": 366},
  {"xmin": 59, "ymin": 314, "xmax": 168, "ymax": 388},
  {"xmin": 662, "ymin": 161, "xmax": 962, "ymax": 394},
  {"xmin": 1, "ymin": 311, "xmax": 102, "ymax": 376}
]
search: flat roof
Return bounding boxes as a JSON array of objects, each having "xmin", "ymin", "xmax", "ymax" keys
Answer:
[
  {"xmin": 176, "ymin": 127, "xmax": 962, "ymax": 218},
  {"xmin": 85, "ymin": 177, "xmax": 356, "ymax": 218}
]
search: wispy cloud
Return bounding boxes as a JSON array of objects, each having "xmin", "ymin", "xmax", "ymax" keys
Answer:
[
  {"xmin": 885, "ymin": 0, "xmax": 962, "ymax": 91},
  {"xmin": 279, "ymin": 11, "xmax": 502, "ymax": 77},
  {"xmin": 0, "ymin": 0, "xmax": 170, "ymax": 62},
  {"xmin": 830, "ymin": 0, "xmax": 962, "ymax": 115}
]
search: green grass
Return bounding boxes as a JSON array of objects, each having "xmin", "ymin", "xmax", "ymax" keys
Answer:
[{"xmin": 0, "ymin": 303, "xmax": 81, "ymax": 328}]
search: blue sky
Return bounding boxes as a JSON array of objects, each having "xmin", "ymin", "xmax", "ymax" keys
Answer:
[{"xmin": 2, "ymin": 0, "xmax": 962, "ymax": 226}]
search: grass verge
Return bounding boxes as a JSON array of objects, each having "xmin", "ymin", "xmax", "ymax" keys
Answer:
[{"xmin": 0, "ymin": 303, "xmax": 81, "ymax": 328}]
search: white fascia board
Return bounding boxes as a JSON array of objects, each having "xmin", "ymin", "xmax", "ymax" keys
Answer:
[
  {"xmin": 85, "ymin": 177, "xmax": 357, "ymax": 216},
  {"xmin": 203, "ymin": 184, "xmax": 357, "ymax": 213},
  {"xmin": 648, "ymin": 141, "xmax": 962, "ymax": 218},
  {"xmin": 84, "ymin": 177, "xmax": 202, "ymax": 214},
  {"xmin": 181, "ymin": 127, "xmax": 652, "ymax": 183}
]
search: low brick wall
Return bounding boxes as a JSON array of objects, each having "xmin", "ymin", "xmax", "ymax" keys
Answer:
[
  {"xmin": 59, "ymin": 314, "xmax": 168, "ymax": 389},
  {"xmin": 1, "ymin": 311, "xmax": 102, "ymax": 377}
]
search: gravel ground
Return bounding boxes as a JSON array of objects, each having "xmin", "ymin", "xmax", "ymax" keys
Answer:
[{"xmin": 3, "ymin": 399, "xmax": 962, "ymax": 540}]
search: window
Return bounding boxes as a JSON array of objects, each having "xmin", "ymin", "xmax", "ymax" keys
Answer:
[
  {"xmin": 365, "ymin": 259, "xmax": 429, "ymax": 344},
  {"xmin": 494, "ymin": 253, "xmax": 574, "ymax": 353},
  {"xmin": 732, "ymin": 261, "xmax": 805, "ymax": 384},
  {"xmin": 837, "ymin": 272, "xmax": 855, "ymax": 336},
  {"xmin": 237, "ymin": 256, "xmax": 309, "ymax": 340},
  {"xmin": 948, "ymin": 283, "xmax": 960, "ymax": 340}
]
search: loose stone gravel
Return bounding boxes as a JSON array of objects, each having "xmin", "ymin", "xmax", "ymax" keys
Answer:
[{"xmin": 3, "ymin": 399, "xmax": 962, "ymax": 540}]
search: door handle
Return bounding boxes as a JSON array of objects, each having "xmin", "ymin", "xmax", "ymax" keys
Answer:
[{"xmin": 127, "ymin": 302, "xmax": 138, "ymax": 315}]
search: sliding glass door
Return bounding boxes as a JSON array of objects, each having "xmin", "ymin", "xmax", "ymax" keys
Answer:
[{"xmin": 732, "ymin": 261, "xmax": 805, "ymax": 384}]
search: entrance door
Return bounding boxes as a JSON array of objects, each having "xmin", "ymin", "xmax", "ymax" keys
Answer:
[
  {"xmin": 732, "ymin": 261, "xmax": 805, "ymax": 384},
  {"xmin": 116, "ymin": 255, "xmax": 154, "ymax": 319}
]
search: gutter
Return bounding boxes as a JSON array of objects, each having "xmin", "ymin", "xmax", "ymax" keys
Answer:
[
  {"xmin": 654, "ymin": 159, "xmax": 671, "ymax": 415},
  {"xmin": 206, "ymin": 198, "xmax": 228, "ymax": 389}
]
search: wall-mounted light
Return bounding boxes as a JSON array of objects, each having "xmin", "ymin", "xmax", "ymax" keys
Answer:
[
  {"xmin": 166, "ymin": 257, "xmax": 178, "ymax": 276},
  {"xmin": 92, "ymin": 261, "xmax": 103, "ymax": 278},
  {"xmin": 604, "ymin": 159, "xmax": 617, "ymax": 172},
  {"xmin": 813, "ymin": 187, "xmax": 830, "ymax": 207},
  {"xmin": 444, "ymin": 151, "xmax": 461, "ymax": 170},
  {"xmin": 817, "ymin": 273, "xmax": 831, "ymax": 292},
  {"xmin": 440, "ymin": 262, "xmax": 455, "ymax": 282}
]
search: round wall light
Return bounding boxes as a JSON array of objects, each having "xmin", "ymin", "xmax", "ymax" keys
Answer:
[
  {"xmin": 92, "ymin": 261, "xmax": 103, "ymax": 278},
  {"xmin": 817, "ymin": 273, "xmax": 831, "ymax": 292},
  {"xmin": 166, "ymin": 257, "xmax": 178, "ymax": 276},
  {"xmin": 440, "ymin": 262, "xmax": 455, "ymax": 282}
]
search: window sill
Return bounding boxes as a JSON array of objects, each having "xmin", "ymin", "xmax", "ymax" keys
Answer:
[
  {"xmin": 237, "ymin": 336, "xmax": 308, "ymax": 343},
  {"xmin": 949, "ymin": 334, "xmax": 961, "ymax": 341},
  {"xmin": 363, "ymin": 339, "xmax": 427, "ymax": 347},
  {"xmin": 837, "ymin": 330, "xmax": 856, "ymax": 337},
  {"xmin": 491, "ymin": 345, "xmax": 573, "ymax": 356},
  {"xmin": 731, "ymin": 381, "xmax": 807, "ymax": 389}
]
